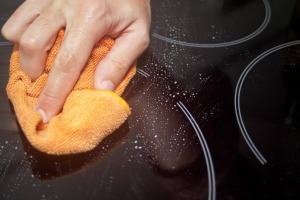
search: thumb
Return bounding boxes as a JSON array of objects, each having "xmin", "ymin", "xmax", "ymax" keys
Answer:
[{"xmin": 94, "ymin": 28, "xmax": 149, "ymax": 91}]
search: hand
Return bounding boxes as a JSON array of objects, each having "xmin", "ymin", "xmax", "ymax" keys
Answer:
[{"xmin": 2, "ymin": 0, "xmax": 151, "ymax": 123}]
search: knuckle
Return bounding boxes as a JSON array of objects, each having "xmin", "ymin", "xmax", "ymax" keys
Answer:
[
  {"xmin": 19, "ymin": 34, "xmax": 40, "ymax": 53},
  {"xmin": 1, "ymin": 3, "xmax": 29, "ymax": 42},
  {"xmin": 107, "ymin": 56, "xmax": 128, "ymax": 74},
  {"xmin": 36, "ymin": 15, "xmax": 50, "ymax": 29},
  {"xmin": 135, "ymin": 29, "xmax": 150, "ymax": 51},
  {"xmin": 140, "ymin": 34, "xmax": 150, "ymax": 50},
  {"xmin": 1, "ymin": 24, "xmax": 10, "ymax": 39},
  {"xmin": 1, "ymin": 22, "xmax": 19, "ymax": 43},
  {"xmin": 78, "ymin": 2, "xmax": 104, "ymax": 23},
  {"xmin": 39, "ymin": 87, "xmax": 62, "ymax": 112},
  {"xmin": 53, "ymin": 52, "xmax": 80, "ymax": 77},
  {"xmin": 42, "ymin": 87, "xmax": 60, "ymax": 102}
]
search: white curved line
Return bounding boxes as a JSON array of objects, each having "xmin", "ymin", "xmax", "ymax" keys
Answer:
[
  {"xmin": 0, "ymin": 42, "xmax": 13, "ymax": 46},
  {"xmin": 177, "ymin": 101, "xmax": 216, "ymax": 200},
  {"xmin": 234, "ymin": 40, "xmax": 300, "ymax": 165},
  {"xmin": 152, "ymin": 0, "xmax": 271, "ymax": 48},
  {"xmin": 137, "ymin": 68, "xmax": 150, "ymax": 77}
]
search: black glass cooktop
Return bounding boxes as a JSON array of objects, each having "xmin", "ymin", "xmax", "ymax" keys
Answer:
[{"xmin": 1, "ymin": 0, "xmax": 300, "ymax": 199}]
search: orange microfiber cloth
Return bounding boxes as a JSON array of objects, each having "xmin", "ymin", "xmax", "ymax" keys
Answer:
[{"xmin": 7, "ymin": 30, "xmax": 136, "ymax": 155}]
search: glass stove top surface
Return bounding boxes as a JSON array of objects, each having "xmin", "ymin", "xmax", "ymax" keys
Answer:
[{"xmin": 1, "ymin": 0, "xmax": 300, "ymax": 199}]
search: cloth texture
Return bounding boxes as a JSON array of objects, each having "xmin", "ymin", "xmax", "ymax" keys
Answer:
[{"xmin": 7, "ymin": 30, "xmax": 136, "ymax": 155}]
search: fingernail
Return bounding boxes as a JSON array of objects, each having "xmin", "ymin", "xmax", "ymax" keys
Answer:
[
  {"xmin": 96, "ymin": 80, "xmax": 114, "ymax": 91},
  {"xmin": 36, "ymin": 108, "xmax": 49, "ymax": 123}
]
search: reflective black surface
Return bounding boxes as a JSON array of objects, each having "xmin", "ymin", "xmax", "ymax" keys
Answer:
[{"xmin": 1, "ymin": 0, "xmax": 300, "ymax": 199}]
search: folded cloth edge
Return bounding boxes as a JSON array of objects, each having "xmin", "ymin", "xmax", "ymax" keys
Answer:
[{"xmin": 6, "ymin": 30, "xmax": 136, "ymax": 155}]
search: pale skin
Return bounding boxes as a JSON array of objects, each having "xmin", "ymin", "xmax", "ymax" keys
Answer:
[{"xmin": 1, "ymin": 0, "xmax": 151, "ymax": 123}]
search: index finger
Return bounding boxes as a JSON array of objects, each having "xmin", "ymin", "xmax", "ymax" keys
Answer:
[{"xmin": 35, "ymin": 27, "xmax": 104, "ymax": 123}]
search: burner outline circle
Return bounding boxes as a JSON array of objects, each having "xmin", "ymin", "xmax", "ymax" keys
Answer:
[
  {"xmin": 0, "ymin": 42, "xmax": 13, "ymax": 47},
  {"xmin": 234, "ymin": 40, "xmax": 300, "ymax": 165},
  {"xmin": 177, "ymin": 101, "xmax": 216, "ymax": 200},
  {"xmin": 152, "ymin": 0, "xmax": 271, "ymax": 48}
]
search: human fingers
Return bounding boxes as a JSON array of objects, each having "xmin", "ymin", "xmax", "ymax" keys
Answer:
[
  {"xmin": 94, "ymin": 24, "xmax": 150, "ymax": 90},
  {"xmin": 18, "ymin": 6, "xmax": 65, "ymax": 80},
  {"xmin": 35, "ymin": 25, "xmax": 105, "ymax": 123},
  {"xmin": 1, "ymin": 0, "xmax": 52, "ymax": 43}
]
